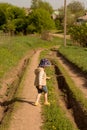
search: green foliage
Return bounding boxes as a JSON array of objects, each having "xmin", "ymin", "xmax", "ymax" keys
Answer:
[
  {"xmin": 66, "ymin": 1, "xmax": 85, "ymax": 28},
  {"xmin": 6, "ymin": 6, "xmax": 26, "ymax": 20},
  {"xmin": 0, "ymin": 35, "xmax": 62, "ymax": 78},
  {"xmin": 67, "ymin": 1, "xmax": 85, "ymax": 15},
  {"xmin": 31, "ymin": 0, "xmax": 53, "ymax": 14},
  {"xmin": 59, "ymin": 45, "xmax": 87, "ymax": 73},
  {"xmin": 31, "ymin": 0, "xmax": 39, "ymax": 9},
  {"xmin": 13, "ymin": 18, "xmax": 25, "ymax": 34},
  {"xmin": 0, "ymin": 8, "xmax": 7, "ymax": 27},
  {"xmin": 69, "ymin": 24, "xmax": 87, "ymax": 47},
  {"xmin": 27, "ymin": 24, "xmax": 36, "ymax": 34},
  {"xmin": 55, "ymin": 18, "xmax": 63, "ymax": 30},
  {"xmin": 57, "ymin": 1, "xmax": 85, "ymax": 31},
  {"xmin": 0, "ymin": 2, "xmax": 54, "ymax": 34},
  {"xmin": 2, "ymin": 20, "xmax": 15, "ymax": 34},
  {"xmin": 0, "ymin": 3, "xmax": 26, "ymax": 34},
  {"xmin": 28, "ymin": 8, "xmax": 55, "ymax": 33},
  {"xmin": 37, "ymin": 0, "xmax": 53, "ymax": 14}
]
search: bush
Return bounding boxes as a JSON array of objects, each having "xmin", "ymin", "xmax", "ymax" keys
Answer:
[
  {"xmin": 69, "ymin": 24, "xmax": 87, "ymax": 47},
  {"xmin": 41, "ymin": 30, "xmax": 52, "ymax": 41}
]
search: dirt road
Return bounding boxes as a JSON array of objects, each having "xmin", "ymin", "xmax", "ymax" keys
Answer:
[
  {"xmin": 8, "ymin": 49, "xmax": 87, "ymax": 130},
  {"xmin": 9, "ymin": 50, "xmax": 42, "ymax": 130}
]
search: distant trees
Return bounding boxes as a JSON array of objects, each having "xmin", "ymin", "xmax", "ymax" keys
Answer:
[
  {"xmin": 0, "ymin": 8, "xmax": 7, "ymax": 27},
  {"xmin": 55, "ymin": 1, "xmax": 85, "ymax": 30},
  {"xmin": 69, "ymin": 24, "xmax": 87, "ymax": 47},
  {"xmin": 27, "ymin": 8, "xmax": 55, "ymax": 33},
  {"xmin": 67, "ymin": 1, "xmax": 85, "ymax": 16},
  {"xmin": 0, "ymin": 1, "xmax": 55, "ymax": 35},
  {"xmin": 28, "ymin": 0, "xmax": 55, "ymax": 33},
  {"xmin": 68, "ymin": 1, "xmax": 87, "ymax": 47},
  {"xmin": 67, "ymin": 1, "xmax": 85, "ymax": 26},
  {"xmin": 31, "ymin": 0, "xmax": 53, "ymax": 14},
  {"xmin": 0, "ymin": 3, "xmax": 26, "ymax": 35}
]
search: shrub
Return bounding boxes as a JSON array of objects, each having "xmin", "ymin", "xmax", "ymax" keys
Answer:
[{"xmin": 69, "ymin": 24, "xmax": 87, "ymax": 47}]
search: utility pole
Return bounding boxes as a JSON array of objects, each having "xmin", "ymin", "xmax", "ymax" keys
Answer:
[{"xmin": 64, "ymin": 0, "xmax": 67, "ymax": 46}]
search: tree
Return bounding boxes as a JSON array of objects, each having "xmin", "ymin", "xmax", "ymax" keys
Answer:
[
  {"xmin": 0, "ymin": 3, "xmax": 27, "ymax": 34},
  {"xmin": 0, "ymin": 3, "xmax": 11, "ymax": 27},
  {"xmin": 7, "ymin": 6, "xmax": 26, "ymax": 20},
  {"xmin": 27, "ymin": 8, "xmax": 55, "ymax": 33},
  {"xmin": 37, "ymin": 0, "xmax": 53, "ymax": 14},
  {"xmin": 67, "ymin": 1, "xmax": 85, "ymax": 18},
  {"xmin": 0, "ymin": 9, "xmax": 7, "ymax": 27},
  {"xmin": 2, "ymin": 21, "xmax": 15, "ymax": 35},
  {"xmin": 57, "ymin": 1, "xmax": 85, "ymax": 31},
  {"xmin": 69, "ymin": 24, "xmax": 87, "ymax": 47},
  {"xmin": 31, "ymin": 0, "xmax": 53, "ymax": 14},
  {"xmin": 31, "ymin": 0, "xmax": 39, "ymax": 9},
  {"xmin": 55, "ymin": 18, "xmax": 63, "ymax": 30},
  {"xmin": 14, "ymin": 18, "xmax": 26, "ymax": 34}
]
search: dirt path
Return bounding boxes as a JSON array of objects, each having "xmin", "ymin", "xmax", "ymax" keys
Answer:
[
  {"xmin": 9, "ymin": 50, "xmax": 42, "ymax": 130},
  {"xmin": 57, "ymin": 54, "xmax": 87, "ymax": 98},
  {"xmin": 8, "ymin": 48, "xmax": 87, "ymax": 130},
  {"xmin": 50, "ymin": 33, "xmax": 70, "ymax": 39}
]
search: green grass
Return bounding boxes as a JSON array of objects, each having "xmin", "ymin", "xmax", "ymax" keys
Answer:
[
  {"xmin": 0, "ymin": 35, "xmax": 63, "ymax": 78},
  {"xmin": 40, "ymin": 50, "xmax": 78, "ymax": 130},
  {"xmin": 58, "ymin": 45, "xmax": 87, "ymax": 73}
]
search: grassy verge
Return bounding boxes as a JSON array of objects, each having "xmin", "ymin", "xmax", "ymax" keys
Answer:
[
  {"xmin": 52, "ymin": 58, "xmax": 87, "ymax": 110},
  {"xmin": 40, "ymin": 50, "xmax": 78, "ymax": 130},
  {"xmin": 58, "ymin": 45, "xmax": 87, "ymax": 73},
  {"xmin": 0, "ymin": 35, "xmax": 63, "ymax": 78}
]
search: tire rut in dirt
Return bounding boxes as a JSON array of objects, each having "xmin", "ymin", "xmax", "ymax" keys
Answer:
[
  {"xmin": 54, "ymin": 62, "xmax": 87, "ymax": 130},
  {"xmin": 0, "ymin": 57, "xmax": 30, "ymax": 125}
]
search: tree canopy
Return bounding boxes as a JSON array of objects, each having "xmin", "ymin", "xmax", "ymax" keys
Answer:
[
  {"xmin": 67, "ymin": 1, "xmax": 85, "ymax": 14},
  {"xmin": 0, "ymin": 1, "xmax": 55, "ymax": 35},
  {"xmin": 27, "ymin": 8, "xmax": 55, "ymax": 33},
  {"xmin": 31, "ymin": 0, "xmax": 53, "ymax": 14},
  {"xmin": 55, "ymin": 1, "xmax": 86, "ymax": 30}
]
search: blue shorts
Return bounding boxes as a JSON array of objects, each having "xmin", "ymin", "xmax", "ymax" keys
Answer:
[{"xmin": 36, "ymin": 86, "xmax": 48, "ymax": 93}]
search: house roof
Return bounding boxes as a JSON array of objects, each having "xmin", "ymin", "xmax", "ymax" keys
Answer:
[{"xmin": 78, "ymin": 13, "xmax": 87, "ymax": 21}]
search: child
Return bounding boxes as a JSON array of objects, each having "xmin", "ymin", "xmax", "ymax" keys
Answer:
[{"xmin": 34, "ymin": 58, "xmax": 51, "ymax": 106}]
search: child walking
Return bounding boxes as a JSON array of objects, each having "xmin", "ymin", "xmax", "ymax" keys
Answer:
[{"xmin": 34, "ymin": 59, "xmax": 51, "ymax": 106}]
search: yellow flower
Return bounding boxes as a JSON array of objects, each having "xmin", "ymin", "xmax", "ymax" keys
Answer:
[{"xmin": 52, "ymin": 125, "xmax": 56, "ymax": 130}]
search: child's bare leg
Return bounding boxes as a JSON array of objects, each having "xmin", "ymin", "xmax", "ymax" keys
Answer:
[
  {"xmin": 44, "ymin": 93, "xmax": 50, "ymax": 105},
  {"xmin": 35, "ymin": 93, "xmax": 41, "ymax": 105},
  {"xmin": 44, "ymin": 93, "xmax": 48, "ymax": 103}
]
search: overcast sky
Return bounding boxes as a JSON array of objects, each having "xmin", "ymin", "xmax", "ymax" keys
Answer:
[{"xmin": 0, "ymin": 0, "xmax": 87, "ymax": 9}]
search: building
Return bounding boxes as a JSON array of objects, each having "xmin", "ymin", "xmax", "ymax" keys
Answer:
[{"xmin": 77, "ymin": 13, "xmax": 87, "ymax": 24}]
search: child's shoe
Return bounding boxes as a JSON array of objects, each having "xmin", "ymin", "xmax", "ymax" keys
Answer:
[
  {"xmin": 34, "ymin": 102, "xmax": 39, "ymax": 106},
  {"xmin": 44, "ymin": 102, "xmax": 50, "ymax": 106}
]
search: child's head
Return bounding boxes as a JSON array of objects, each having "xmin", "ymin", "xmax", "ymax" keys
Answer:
[{"xmin": 39, "ymin": 58, "xmax": 51, "ymax": 68}]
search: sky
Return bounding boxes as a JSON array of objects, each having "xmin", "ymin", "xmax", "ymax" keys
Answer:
[{"xmin": 0, "ymin": 0, "xmax": 87, "ymax": 9}]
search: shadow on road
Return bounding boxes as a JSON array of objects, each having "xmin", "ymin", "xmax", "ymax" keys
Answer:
[{"xmin": 0, "ymin": 97, "xmax": 35, "ymax": 106}]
